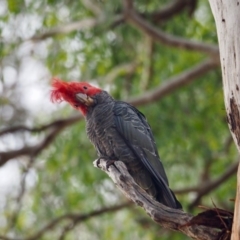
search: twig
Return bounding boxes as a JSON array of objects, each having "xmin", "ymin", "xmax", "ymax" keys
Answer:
[
  {"xmin": 30, "ymin": 18, "xmax": 101, "ymax": 41},
  {"xmin": 103, "ymin": 62, "xmax": 137, "ymax": 84},
  {"xmin": 7, "ymin": 156, "xmax": 35, "ymax": 231},
  {"xmin": 58, "ymin": 219, "xmax": 78, "ymax": 240},
  {"xmin": 211, "ymin": 200, "xmax": 229, "ymax": 231}
]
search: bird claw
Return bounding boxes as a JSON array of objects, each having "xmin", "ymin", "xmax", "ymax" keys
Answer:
[
  {"xmin": 94, "ymin": 158, "xmax": 101, "ymax": 168},
  {"xmin": 105, "ymin": 160, "xmax": 117, "ymax": 170},
  {"xmin": 96, "ymin": 158, "xmax": 116, "ymax": 171},
  {"xmin": 96, "ymin": 158, "xmax": 103, "ymax": 168}
]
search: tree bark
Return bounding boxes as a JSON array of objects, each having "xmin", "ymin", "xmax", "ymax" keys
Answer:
[{"xmin": 208, "ymin": 1, "xmax": 240, "ymax": 239}]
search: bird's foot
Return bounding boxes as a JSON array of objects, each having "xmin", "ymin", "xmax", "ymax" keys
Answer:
[
  {"xmin": 96, "ymin": 157, "xmax": 108, "ymax": 167},
  {"xmin": 105, "ymin": 159, "xmax": 117, "ymax": 170},
  {"xmin": 96, "ymin": 158, "xmax": 102, "ymax": 168},
  {"xmin": 96, "ymin": 158, "xmax": 116, "ymax": 171}
]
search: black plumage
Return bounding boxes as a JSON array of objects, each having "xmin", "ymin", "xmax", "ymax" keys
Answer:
[{"xmin": 86, "ymin": 91, "xmax": 181, "ymax": 209}]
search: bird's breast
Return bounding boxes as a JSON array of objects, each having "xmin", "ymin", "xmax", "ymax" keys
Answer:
[
  {"xmin": 86, "ymin": 103, "xmax": 143, "ymax": 169},
  {"xmin": 86, "ymin": 102, "xmax": 116, "ymax": 158}
]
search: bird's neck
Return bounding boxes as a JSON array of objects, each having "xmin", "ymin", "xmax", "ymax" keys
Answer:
[
  {"xmin": 79, "ymin": 105, "xmax": 88, "ymax": 116},
  {"xmin": 76, "ymin": 91, "xmax": 114, "ymax": 118}
]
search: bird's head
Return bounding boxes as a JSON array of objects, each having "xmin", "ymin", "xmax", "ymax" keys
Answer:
[{"xmin": 50, "ymin": 78, "xmax": 102, "ymax": 115}]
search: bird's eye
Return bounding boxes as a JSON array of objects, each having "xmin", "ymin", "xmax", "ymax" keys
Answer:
[
  {"xmin": 74, "ymin": 104, "xmax": 79, "ymax": 107},
  {"xmin": 83, "ymin": 86, "xmax": 88, "ymax": 90}
]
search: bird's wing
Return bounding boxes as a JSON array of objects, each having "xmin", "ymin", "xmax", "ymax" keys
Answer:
[{"xmin": 113, "ymin": 101, "xmax": 178, "ymax": 208}]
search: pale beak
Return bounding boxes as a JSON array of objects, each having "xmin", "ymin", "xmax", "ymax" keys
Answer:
[{"xmin": 76, "ymin": 93, "xmax": 94, "ymax": 106}]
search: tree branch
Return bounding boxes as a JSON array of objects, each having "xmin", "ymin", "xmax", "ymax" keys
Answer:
[
  {"xmin": 129, "ymin": 58, "xmax": 218, "ymax": 107},
  {"xmin": 150, "ymin": 0, "xmax": 198, "ymax": 22},
  {"xmin": 140, "ymin": 35, "xmax": 154, "ymax": 90},
  {"xmin": 111, "ymin": 0, "xmax": 197, "ymax": 28},
  {"xmin": 0, "ymin": 115, "xmax": 81, "ymax": 136},
  {"xmin": 174, "ymin": 160, "xmax": 238, "ymax": 196},
  {"xmin": 102, "ymin": 62, "xmax": 137, "ymax": 84},
  {"xmin": 0, "ymin": 202, "xmax": 132, "ymax": 240},
  {"xmin": 189, "ymin": 160, "xmax": 239, "ymax": 209},
  {"xmin": 94, "ymin": 159, "xmax": 221, "ymax": 240},
  {"xmin": 122, "ymin": 0, "xmax": 219, "ymax": 57},
  {"xmin": 30, "ymin": 18, "xmax": 101, "ymax": 41},
  {"xmin": 81, "ymin": 0, "xmax": 102, "ymax": 16},
  {"xmin": 0, "ymin": 115, "xmax": 82, "ymax": 166}
]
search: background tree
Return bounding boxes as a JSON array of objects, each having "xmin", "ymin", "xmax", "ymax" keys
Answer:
[{"xmin": 0, "ymin": 0, "xmax": 237, "ymax": 239}]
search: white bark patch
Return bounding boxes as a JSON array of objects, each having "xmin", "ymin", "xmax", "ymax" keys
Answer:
[{"xmin": 209, "ymin": 1, "xmax": 240, "ymax": 239}]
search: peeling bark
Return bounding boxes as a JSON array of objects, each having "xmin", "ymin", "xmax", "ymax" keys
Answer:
[
  {"xmin": 228, "ymin": 97, "xmax": 240, "ymax": 146},
  {"xmin": 208, "ymin": 1, "xmax": 240, "ymax": 239}
]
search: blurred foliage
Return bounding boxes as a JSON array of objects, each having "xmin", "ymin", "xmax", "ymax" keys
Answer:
[{"xmin": 0, "ymin": 0, "xmax": 237, "ymax": 239}]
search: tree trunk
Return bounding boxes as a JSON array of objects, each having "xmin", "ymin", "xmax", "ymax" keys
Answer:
[{"xmin": 208, "ymin": 1, "xmax": 240, "ymax": 239}]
